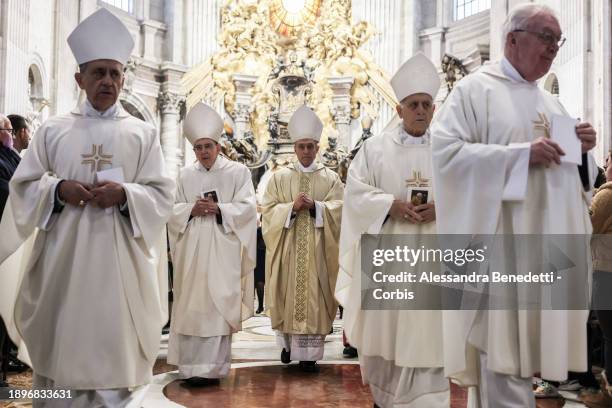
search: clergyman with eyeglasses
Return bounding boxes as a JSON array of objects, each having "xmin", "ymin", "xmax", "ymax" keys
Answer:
[
  {"xmin": 431, "ymin": 4, "xmax": 597, "ymax": 407},
  {"xmin": 0, "ymin": 115, "xmax": 20, "ymax": 221}
]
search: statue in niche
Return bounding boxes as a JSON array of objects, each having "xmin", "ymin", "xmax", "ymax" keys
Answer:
[
  {"xmin": 268, "ymin": 107, "xmax": 280, "ymax": 144},
  {"xmin": 270, "ymin": 52, "xmax": 313, "ymax": 136},
  {"xmin": 269, "ymin": 55, "xmax": 287, "ymax": 80},
  {"xmin": 335, "ymin": 116, "xmax": 374, "ymax": 182},
  {"xmin": 220, "ymin": 126, "xmax": 271, "ymax": 169},
  {"xmin": 441, "ymin": 54, "xmax": 469, "ymax": 96}
]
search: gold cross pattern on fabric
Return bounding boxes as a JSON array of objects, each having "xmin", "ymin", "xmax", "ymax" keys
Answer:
[
  {"xmin": 405, "ymin": 170, "xmax": 430, "ymax": 188},
  {"xmin": 294, "ymin": 173, "xmax": 313, "ymax": 324},
  {"xmin": 532, "ymin": 112, "xmax": 551, "ymax": 139},
  {"xmin": 81, "ymin": 144, "xmax": 113, "ymax": 172}
]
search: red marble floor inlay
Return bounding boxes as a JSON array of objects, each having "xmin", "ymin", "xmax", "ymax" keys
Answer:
[
  {"xmin": 164, "ymin": 364, "xmax": 372, "ymax": 408},
  {"xmin": 164, "ymin": 364, "xmax": 470, "ymax": 408}
]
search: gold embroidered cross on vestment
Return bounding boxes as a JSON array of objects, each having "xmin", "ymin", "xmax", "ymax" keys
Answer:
[
  {"xmin": 532, "ymin": 112, "xmax": 551, "ymax": 138},
  {"xmin": 81, "ymin": 144, "xmax": 113, "ymax": 172},
  {"xmin": 405, "ymin": 170, "xmax": 430, "ymax": 188}
]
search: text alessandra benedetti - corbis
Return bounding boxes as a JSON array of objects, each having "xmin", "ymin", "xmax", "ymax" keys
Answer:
[{"xmin": 372, "ymin": 271, "xmax": 558, "ymax": 284}]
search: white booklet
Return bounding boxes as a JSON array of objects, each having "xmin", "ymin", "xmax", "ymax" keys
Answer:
[
  {"xmin": 550, "ymin": 114, "xmax": 581, "ymax": 165},
  {"xmin": 96, "ymin": 167, "xmax": 125, "ymax": 214}
]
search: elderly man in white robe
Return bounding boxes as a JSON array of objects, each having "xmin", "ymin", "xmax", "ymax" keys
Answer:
[
  {"xmin": 430, "ymin": 4, "xmax": 598, "ymax": 407},
  {"xmin": 0, "ymin": 8, "xmax": 175, "ymax": 407},
  {"xmin": 336, "ymin": 53, "xmax": 449, "ymax": 407},
  {"xmin": 167, "ymin": 103, "xmax": 256, "ymax": 386}
]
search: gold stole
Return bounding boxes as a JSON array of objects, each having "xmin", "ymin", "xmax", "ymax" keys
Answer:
[{"xmin": 293, "ymin": 172, "xmax": 312, "ymax": 325}]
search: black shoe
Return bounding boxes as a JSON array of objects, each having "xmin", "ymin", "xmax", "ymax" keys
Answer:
[
  {"xmin": 373, "ymin": 404, "xmax": 380, "ymax": 408},
  {"xmin": 298, "ymin": 361, "xmax": 319, "ymax": 373},
  {"xmin": 184, "ymin": 377, "xmax": 220, "ymax": 387},
  {"xmin": 255, "ymin": 306, "xmax": 264, "ymax": 314},
  {"xmin": 281, "ymin": 348, "xmax": 291, "ymax": 364},
  {"xmin": 343, "ymin": 346, "xmax": 358, "ymax": 358},
  {"xmin": 7, "ymin": 358, "xmax": 28, "ymax": 373}
]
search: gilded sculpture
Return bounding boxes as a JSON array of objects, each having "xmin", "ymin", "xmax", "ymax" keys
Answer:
[{"xmin": 182, "ymin": 0, "xmax": 396, "ymax": 151}]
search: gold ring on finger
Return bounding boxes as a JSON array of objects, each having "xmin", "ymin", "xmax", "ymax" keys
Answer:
[
  {"xmin": 404, "ymin": 214, "xmax": 409, "ymax": 219},
  {"xmin": 78, "ymin": 200, "xmax": 86, "ymax": 207}
]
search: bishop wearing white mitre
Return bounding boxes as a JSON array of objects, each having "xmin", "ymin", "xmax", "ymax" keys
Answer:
[
  {"xmin": 0, "ymin": 8, "xmax": 175, "ymax": 407},
  {"xmin": 336, "ymin": 52, "xmax": 450, "ymax": 407},
  {"xmin": 262, "ymin": 106, "xmax": 343, "ymax": 372},
  {"xmin": 167, "ymin": 102, "xmax": 257, "ymax": 386}
]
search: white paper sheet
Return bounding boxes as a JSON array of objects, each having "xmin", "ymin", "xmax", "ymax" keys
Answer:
[
  {"xmin": 96, "ymin": 167, "xmax": 125, "ymax": 214},
  {"xmin": 96, "ymin": 167, "xmax": 125, "ymax": 184},
  {"xmin": 551, "ymin": 114, "xmax": 581, "ymax": 165}
]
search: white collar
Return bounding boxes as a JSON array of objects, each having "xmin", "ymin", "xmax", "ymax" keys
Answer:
[
  {"xmin": 397, "ymin": 125, "xmax": 429, "ymax": 145},
  {"xmin": 501, "ymin": 57, "xmax": 536, "ymax": 85},
  {"xmin": 295, "ymin": 160, "xmax": 317, "ymax": 173},
  {"xmin": 84, "ymin": 99, "xmax": 121, "ymax": 119}
]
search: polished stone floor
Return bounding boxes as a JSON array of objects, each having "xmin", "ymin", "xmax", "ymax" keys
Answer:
[
  {"xmin": 144, "ymin": 314, "xmax": 587, "ymax": 408},
  {"xmin": 0, "ymin": 315, "xmax": 589, "ymax": 407},
  {"xmin": 164, "ymin": 364, "xmax": 373, "ymax": 408}
]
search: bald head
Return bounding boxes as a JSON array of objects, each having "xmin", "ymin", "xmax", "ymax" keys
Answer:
[{"xmin": 0, "ymin": 115, "xmax": 13, "ymax": 149}]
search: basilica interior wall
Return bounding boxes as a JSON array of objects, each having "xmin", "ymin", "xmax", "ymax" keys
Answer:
[
  {"xmin": 0, "ymin": 0, "xmax": 608, "ymax": 166},
  {"xmin": 441, "ymin": 11, "xmax": 490, "ymax": 62}
]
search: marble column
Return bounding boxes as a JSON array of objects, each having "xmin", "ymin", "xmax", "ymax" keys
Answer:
[
  {"xmin": 232, "ymin": 74, "xmax": 258, "ymax": 139},
  {"xmin": 328, "ymin": 76, "xmax": 354, "ymax": 150},
  {"xmin": 157, "ymin": 90, "xmax": 185, "ymax": 178},
  {"xmin": 186, "ymin": 0, "xmax": 221, "ymax": 66}
]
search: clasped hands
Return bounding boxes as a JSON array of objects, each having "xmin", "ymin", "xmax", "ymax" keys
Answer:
[
  {"xmin": 292, "ymin": 192, "xmax": 315, "ymax": 212},
  {"xmin": 529, "ymin": 122, "xmax": 596, "ymax": 167},
  {"xmin": 389, "ymin": 200, "xmax": 435, "ymax": 224},
  {"xmin": 191, "ymin": 195, "xmax": 220, "ymax": 217},
  {"xmin": 58, "ymin": 180, "xmax": 126, "ymax": 209}
]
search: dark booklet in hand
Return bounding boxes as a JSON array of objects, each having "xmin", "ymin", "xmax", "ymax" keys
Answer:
[
  {"xmin": 202, "ymin": 189, "xmax": 222, "ymax": 225},
  {"xmin": 409, "ymin": 189, "xmax": 429, "ymax": 206}
]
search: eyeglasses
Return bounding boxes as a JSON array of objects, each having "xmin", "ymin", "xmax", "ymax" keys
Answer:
[
  {"xmin": 0, "ymin": 128, "xmax": 15, "ymax": 135},
  {"xmin": 513, "ymin": 29, "xmax": 566, "ymax": 48}
]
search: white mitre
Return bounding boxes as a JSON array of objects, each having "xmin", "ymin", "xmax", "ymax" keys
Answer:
[
  {"xmin": 390, "ymin": 52, "xmax": 441, "ymax": 102},
  {"xmin": 183, "ymin": 102, "xmax": 224, "ymax": 144},
  {"xmin": 288, "ymin": 105, "xmax": 323, "ymax": 142},
  {"xmin": 67, "ymin": 8, "xmax": 134, "ymax": 65}
]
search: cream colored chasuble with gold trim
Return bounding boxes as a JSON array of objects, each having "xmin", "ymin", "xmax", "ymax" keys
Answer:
[{"xmin": 261, "ymin": 161, "xmax": 343, "ymax": 359}]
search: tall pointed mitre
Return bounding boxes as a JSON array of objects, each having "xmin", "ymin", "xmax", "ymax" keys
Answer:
[
  {"xmin": 67, "ymin": 8, "xmax": 134, "ymax": 65},
  {"xmin": 288, "ymin": 105, "xmax": 323, "ymax": 142},
  {"xmin": 390, "ymin": 52, "xmax": 441, "ymax": 102},
  {"xmin": 183, "ymin": 102, "xmax": 224, "ymax": 144}
]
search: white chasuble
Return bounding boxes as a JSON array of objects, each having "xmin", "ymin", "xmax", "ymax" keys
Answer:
[
  {"xmin": 336, "ymin": 126, "xmax": 444, "ymax": 369},
  {"xmin": 0, "ymin": 102, "xmax": 175, "ymax": 389},
  {"xmin": 167, "ymin": 156, "xmax": 256, "ymax": 338},
  {"xmin": 431, "ymin": 61, "xmax": 598, "ymax": 384}
]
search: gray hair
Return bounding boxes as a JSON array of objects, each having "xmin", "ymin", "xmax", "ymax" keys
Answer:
[{"xmin": 502, "ymin": 4, "xmax": 558, "ymax": 44}]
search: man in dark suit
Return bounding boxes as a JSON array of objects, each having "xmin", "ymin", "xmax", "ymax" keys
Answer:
[
  {"xmin": 7, "ymin": 114, "xmax": 31, "ymax": 154},
  {"xmin": 0, "ymin": 114, "xmax": 22, "ymax": 387},
  {"xmin": 0, "ymin": 114, "xmax": 20, "ymax": 221}
]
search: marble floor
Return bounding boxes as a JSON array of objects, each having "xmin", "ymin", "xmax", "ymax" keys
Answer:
[
  {"xmin": 0, "ymin": 314, "xmax": 593, "ymax": 407},
  {"xmin": 144, "ymin": 314, "xmax": 589, "ymax": 408}
]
